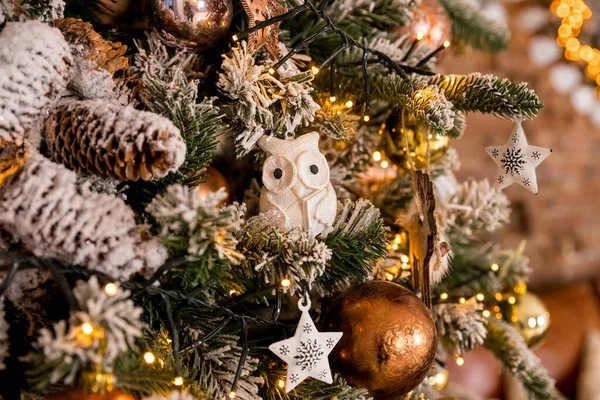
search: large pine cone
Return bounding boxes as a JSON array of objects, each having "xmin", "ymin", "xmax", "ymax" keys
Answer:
[
  {"xmin": 54, "ymin": 17, "xmax": 129, "ymax": 75},
  {"xmin": 44, "ymin": 100, "xmax": 187, "ymax": 181},
  {"xmin": 0, "ymin": 21, "xmax": 72, "ymax": 144}
]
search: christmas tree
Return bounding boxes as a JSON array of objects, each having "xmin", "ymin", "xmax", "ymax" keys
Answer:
[{"xmin": 0, "ymin": 0, "xmax": 561, "ymax": 399}]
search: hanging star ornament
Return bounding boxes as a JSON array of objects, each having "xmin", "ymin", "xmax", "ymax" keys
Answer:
[
  {"xmin": 485, "ymin": 121, "xmax": 551, "ymax": 194},
  {"xmin": 269, "ymin": 298, "xmax": 342, "ymax": 392},
  {"xmin": 240, "ymin": 0, "xmax": 288, "ymax": 59}
]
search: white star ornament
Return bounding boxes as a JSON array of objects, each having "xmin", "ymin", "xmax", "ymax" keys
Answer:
[
  {"xmin": 485, "ymin": 121, "xmax": 551, "ymax": 194},
  {"xmin": 268, "ymin": 298, "xmax": 343, "ymax": 392}
]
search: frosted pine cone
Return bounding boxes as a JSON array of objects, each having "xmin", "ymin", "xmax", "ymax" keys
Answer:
[
  {"xmin": 0, "ymin": 153, "xmax": 168, "ymax": 278},
  {"xmin": 0, "ymin": 21, "xmax": 72, "ymax": 145},
  {"xmin": 44, "ymin": 100, "xmax": 186, "ymax": 181}
]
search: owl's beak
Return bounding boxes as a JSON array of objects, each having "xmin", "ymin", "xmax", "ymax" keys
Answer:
[{"xmin": 293, "ymin": 185, "xmax": 314, "ymax": 199}]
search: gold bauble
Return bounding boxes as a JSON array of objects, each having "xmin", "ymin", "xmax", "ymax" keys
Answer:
[
  {"xmin": 322, "ymin": 281, "xmax": 438, "ymax": 399},
  {"xmin": 391, "ymin": 0, "xmax": 451, "ymax": 54},
  {"xmin": 427, "ymin": 365, "xmax": 450, "ymax": 391},
  {"xmin": 196, "ymin": 166, "xmax": 231, "ymax": 205},
  {"xmin": 44, "ymin": 371, "xmax": 134, "ymax": 400},
  {"xmin": 382, "ymin": 111, "xmax": 450, "ymax": 170},
  {"xmin": 147, "ymin": 0, "xmax": 233, "ymax": 51},
  {"xmin": 504, "ymin": 292, "xmax": 550, "ymax": 348}
]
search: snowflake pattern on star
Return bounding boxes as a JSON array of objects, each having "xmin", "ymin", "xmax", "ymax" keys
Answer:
[
  {"xmin": 326, "ymin": 338, "xmax": 335, "ymax": 348},
  {"xmin": 498, "ymin": 175, "xmax": 505, "ymax": 184},
  {"xmin": 523, "ymin": 178, "xmax": 531, "ymax": 187},
  {"xmin": 532, "ymin": 151, "xmax": 541, "ymax": 160},
  {"xmin": 501, "ymin": 148, "xmax": 527, "ymax": 176},
  {"xmin": 491, "ymin": 149, "xmax": 499, "ymax": 158},
  {"xmin": 290, "ymin": 374, "xmax": 299, "ymax": 384},
  {"xmin": 279, "ymin": 345, "xmax": 290, "ymax": 355},
  {"xmin": 302, "ymin": 323, "xmax": 312, "ymax": 334},
  {"xmin": 319, "ymin": 370, "xmax": 328, "ymax": 379},
  {"xmin": 294, "ymin": 339, "xmax": 324, "ymax": 371}
]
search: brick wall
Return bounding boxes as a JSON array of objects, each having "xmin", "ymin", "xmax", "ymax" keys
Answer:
[{"xmin": 441, "ymin": 17, "xmax": 600, "ymax": 289}]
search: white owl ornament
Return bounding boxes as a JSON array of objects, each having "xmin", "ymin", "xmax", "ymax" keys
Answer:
[{"xmin": 258, "ymin": 132, "xmax": 337, "ymax": 237}]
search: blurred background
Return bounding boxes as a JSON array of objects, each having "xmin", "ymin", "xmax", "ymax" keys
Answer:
[{"xmin": 441, "ymin": 0, "xmax": 600, "ymax": 398}]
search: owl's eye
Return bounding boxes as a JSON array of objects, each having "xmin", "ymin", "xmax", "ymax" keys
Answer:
[
  {"xmin": 262, "ymin": 155, "xmax": 295, "ymax": 193},
  {"xmin": 297, "ymin": 151, "xmax": 329, "ymax": 189}
]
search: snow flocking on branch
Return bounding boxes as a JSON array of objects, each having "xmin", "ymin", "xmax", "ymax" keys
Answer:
[
  {"xmin": 433, "ymin": 297, "xmax": 487, "ymax": 356},
  {"xmin": 33, "ymin": 277, "xmax": 144, "ymax": 384},
  {"xmin": 441, "ymin": 178, "xmax": 511, "ymax": 238},
  {"xmin": 148, "ymin": 185, "xmax": 246, "ymax": 264}
]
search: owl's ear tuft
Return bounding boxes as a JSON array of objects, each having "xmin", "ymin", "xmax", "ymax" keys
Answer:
[
  {"xmin": 258, "ymin": 135, "xmax": 275, "ymax": 155},
  {"xmin": 296, "ymin": 132, "xmax": 320, "ymax": 149}
]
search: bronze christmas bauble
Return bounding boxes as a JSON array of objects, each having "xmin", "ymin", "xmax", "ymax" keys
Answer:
[
  {"xmin": 45, "ymin": 389, "xmax": 134, "ymax": 400},
  {"xmin": 391, "ymin": 0, "xmax": 451, "ymax": 52},
  {"xmin": 197, "ymin": 166, "xmax": 231, "ymax": 204},
  {"xmin": 322, "ymin": 281, "xmax": 437, "ymax": 399},
  {"xmin": 381, "ymin": 111, "xmax": 450, "ymax": 171},
  {"xmin": 504, "ymin": 292, "xmax": 550, "ymax": 348},
  {"xmin": 147, "ymin": 0, "xmax": 233, "ymax": 51}
]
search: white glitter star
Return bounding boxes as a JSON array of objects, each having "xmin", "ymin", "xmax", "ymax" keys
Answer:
[
  {"xmin": 269, "ymin": 308, "xmax": 342, "ymax": 392},
  {"xmin": 485, "ymin": 121, "xmax": 551, "ymax": 194}
]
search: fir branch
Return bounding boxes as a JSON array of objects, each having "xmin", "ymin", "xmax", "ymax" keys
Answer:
[
  {"xmin": 484, "ymin": 319, "xmax": 565, "ymax": 400},
  {"xmin": 375, "ymin": 75, "xmax": 455, "ymax": 133},
  {"xmin": 320, "ymin": 199, "xmax": 388, "ymax": 294},
  {"xmin": 441, "ymin": 178, "xmax": 511, "ymax": 242},
  {"xmin": 433, "ymin": 298, "xmax": 486, "ymax": 355},
  {"xmin": 430, "ymin": 73, "xmax": 543, "ymax": 120},
  {"xmin": 438, "ymin": 0, "xmax": 510, "ymax": 53},
  {"xmin": 236, "ymin": 211, "xmax": 332, "ymax": 295},
  {"xmin": 142, "ymin": 69, "xmax": 222, "ymax": 186}
]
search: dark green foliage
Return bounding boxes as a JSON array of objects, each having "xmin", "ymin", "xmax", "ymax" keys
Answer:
[{"xmin": 438, "ymin": 0, "xmax": 510, "ymax": 53}]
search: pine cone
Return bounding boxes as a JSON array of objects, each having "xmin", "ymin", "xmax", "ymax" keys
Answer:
[
  {"xmin": 0, "ymin": 153, "xmax": 168, "ymax": 279},
  {"xmin": 54, "ymin": 17, "xmax": 129, "ymax": 75},
  {"xmin": 0, "ymin": 21, "xmax": 72, "ymax": 141},
  {"xmin": 54, "ymin": 17, "xmax": 144, "ymax": 105},
  {"xmin": 44, "ymin": 100, "xmax": 186, "ymax": 181}
]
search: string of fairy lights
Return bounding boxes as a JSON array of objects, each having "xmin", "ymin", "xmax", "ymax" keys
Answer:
[{"xmin": 551, "ymin": 0, "xmax": 600, "ymax": 90}]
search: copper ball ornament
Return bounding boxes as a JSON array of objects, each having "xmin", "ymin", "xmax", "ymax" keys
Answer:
[
  {"xmin": 504, "ymin": 292, "xmax": 550, "ymax": 348},
  {"xmin": 322, "ymin": 281, "xmax": 437, "ymax": 399},
  {"xmin": 44, "ymin": 372, "xmax": 134, "ymax": 400},
  {"xmin": 44, "ymin": 389, "xmax": 134, "ymax": 400},
  {"xmin": 147, "ymin": 0, "xmax": 233, "ymax": 51},
  {"xmin": 196, "ymin": 166, "xmax": 231, "ymax": 205},
  {"xmin": 391, "ymin": 0, "xmax": 451, "ymax": 52},
  {"xmin": 381, "ymin": 111, "xmax": 450, "ymax": 171}
]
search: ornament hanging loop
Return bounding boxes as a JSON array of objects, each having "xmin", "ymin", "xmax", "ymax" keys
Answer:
[{"xmin": 298, "ymin": 292, "xmax": 312, "ymax": 312}]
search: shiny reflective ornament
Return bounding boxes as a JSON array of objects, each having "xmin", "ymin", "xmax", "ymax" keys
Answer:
[
  {"xmin": 391, "ymin": 0, "xmax": 451, "ymax": 53},
  {"xmin": 382, "ymin": 111, "xmax": 450, "ymax": 171},
  {"xmin": 322, "ymin": 281, "xmax": 437, "ymax": 399},
  {"xmin": 504, "ymin": 292, "xmax": 550, "ymax": 348},
  {"xmin": 147, "ymin": 0, "xmax": 233, "ymax": 51},
  {"xmin": 197, "ymin": 166, "xmax": 231, "ymax": 205}
]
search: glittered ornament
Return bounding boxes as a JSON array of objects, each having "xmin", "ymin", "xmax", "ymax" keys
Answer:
[
  {"xmin": 147, "ymin": 0, "xmax": 233, "ymax": 51},
  {"xmin": 382, "ymin": 111, "xmax": 450, "ymax": 171},
  {"xmin": 239, "ymin": 0, "xmax": 288, "ymax": 58},
  {"xmin": 391, "ymin": 0, "xmax": 451, "ymax": 52},
  {"xmin": 503, "ymin": 292, "xmax": 550, "ymax": 348},
  {"xmin": 322, "ymin": 281, "xmax": 437, "ymax": 399},
  {"xmin": 44, "ymin": 370, "xmax": 134, "ymax": 400}
]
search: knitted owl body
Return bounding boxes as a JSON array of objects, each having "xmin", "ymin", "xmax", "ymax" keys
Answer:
[{"xmin": 258, "ymin": 132, "xmax": 337, "ymax": 237}]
